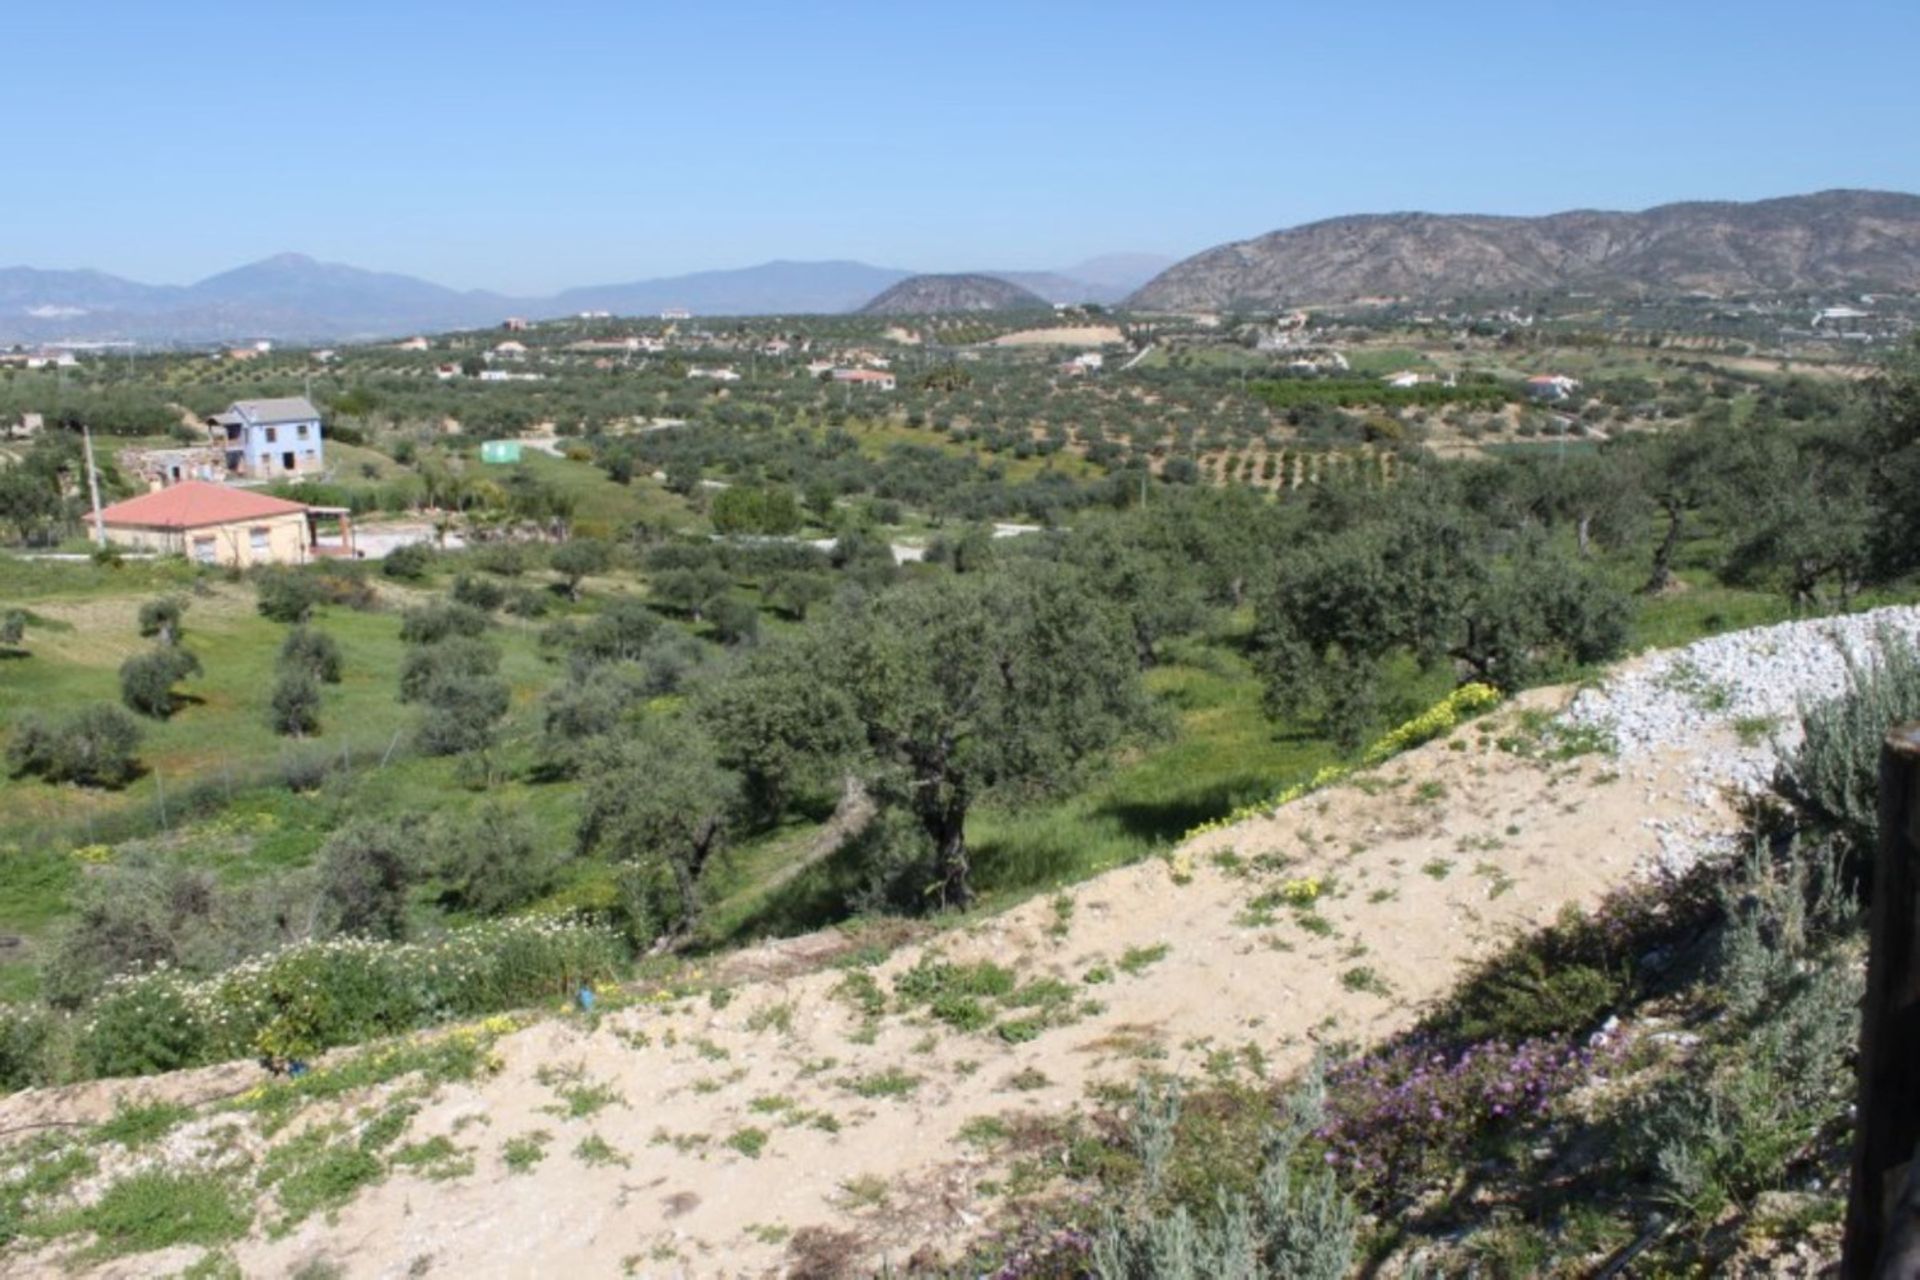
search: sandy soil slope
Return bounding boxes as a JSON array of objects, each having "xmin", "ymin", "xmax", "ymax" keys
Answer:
[{"xmin": 0, "ymin": 686, "xmax": 1746, "ymax": 1278}]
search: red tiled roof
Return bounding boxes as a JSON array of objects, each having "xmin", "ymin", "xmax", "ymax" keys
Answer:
[{"xmin": 98, "ymin": 481, "xmax": 309, "ymax": 530}]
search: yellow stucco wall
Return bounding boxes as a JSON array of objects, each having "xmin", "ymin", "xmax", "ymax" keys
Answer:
[{"xmin": 105, "ymin": 512, "xmax": 310, "ymax": 567}]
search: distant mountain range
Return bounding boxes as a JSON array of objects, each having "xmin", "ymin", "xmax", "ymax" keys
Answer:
[
  {"xmin": 0, "ymin": 253, "xmax": 1174, "ymax": 346},
  {"xmin": 1129, "ymin": 190, "xmax": 1920, "ymax": 310},
  {"xmin": 859, "ymin": 273, "xmax": 1052, "ymax": 315}
]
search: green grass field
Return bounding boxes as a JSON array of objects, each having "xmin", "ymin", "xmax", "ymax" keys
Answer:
[{"xmin": 1, "ymin": 528, "xmax": 1910, "ymax": 1002}]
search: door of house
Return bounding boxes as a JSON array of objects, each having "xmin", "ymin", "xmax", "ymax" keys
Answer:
[{"xmin": 282, "ymin": 451, "xmax": 296, "ymax": 471}]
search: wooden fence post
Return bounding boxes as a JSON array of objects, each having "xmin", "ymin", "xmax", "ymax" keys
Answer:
[{"xmin": 1845, "ymin": 723, "xmax": 1920, "ymax": 1277}]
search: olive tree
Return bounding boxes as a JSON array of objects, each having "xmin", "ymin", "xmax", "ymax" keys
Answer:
[
  {"xmin": 577, "ymin": 720, "xmax": 740, "ymax": 945},
  {"xmin": 801, "ymin": 560, "xmax": 1151, "ymax": 908},
  {"xmin": 119, "ymin": 647, "xmax": 203, "ymax": 719},
  {"xmin": 137, "ymin": 597, "xmax": 187, "ymax": 646}
]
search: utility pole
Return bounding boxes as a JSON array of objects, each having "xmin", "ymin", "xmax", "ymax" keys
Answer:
[{"xmin": 82, "ymin": 423, "xmax": 106, "ymax": 546}]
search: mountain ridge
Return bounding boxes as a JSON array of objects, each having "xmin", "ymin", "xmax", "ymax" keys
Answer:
[
  {"xmin": 1128, "ymin": 189, "xmax": 1920, "ymax": 309},
  {"xmin": 0, "ymin": 253, "xmax": 1168, "ymax": 345}
]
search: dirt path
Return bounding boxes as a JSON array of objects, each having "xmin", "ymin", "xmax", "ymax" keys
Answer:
[{"xmin": 0, "ymin": 687, "xmax": 1744, "ymax": 1278}]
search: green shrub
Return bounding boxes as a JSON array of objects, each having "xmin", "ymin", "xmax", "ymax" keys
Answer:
[
  {"xmin": 381, "ymin": 542, "xmax": 433, "ymax": 581},
  {"xmin": 75, "ymin": 918, "xmax": 622, "ymax": 1081},
  {"xmin": 1093, "ymin": 1076, "xmax": 1355, "ymax": 1279},
  {"xmin": 268, "ymin": 668, "xmax": 322, "ymax": 737},
  {"xmin": 398, "ymin": 600, "xmax": 489, "ymax": 646},
  {"xmin": 7, "ymin": 705, "xmax": 143, "ymax": 788},
  {"xmin": 118, "ymin": 646, "xmax": 202, "ymax": 719},
  {"xmin": 1780, "ymin": 629, "xmax": 1920, "ymax": 857},
  {"xmin": 57, "ymin": 1169, "xmax": 250, "ymax": 1258},
  {"xmin": 136, "ymin": 596, "xmax": 187, "ymax": 645},
  {"xmin": 255, "ymin": 568, "xmax": 325, "ymax": 624},
  {"xmin": 0, "ymin": 1004, "xmax": 56, "ymax": 1090},
  {"xmin": 450, "ymin": 573, "xmax": 505, "ymax": 612},
  {"xmin": 279, "ymin": 626, "xmax": 343, "ymax": 683}
]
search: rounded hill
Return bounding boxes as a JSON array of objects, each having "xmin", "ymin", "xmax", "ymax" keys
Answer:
[{"xmin": 858, "ymin": 273, "xmax": 1051, "ymax": 315}]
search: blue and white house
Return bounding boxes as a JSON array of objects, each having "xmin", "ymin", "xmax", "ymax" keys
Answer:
[{"xmin": 210, "ymin": 397, "xmax": 326, "ymax": 479}]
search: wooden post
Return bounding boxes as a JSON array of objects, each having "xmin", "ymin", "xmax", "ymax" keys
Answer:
[{"xmin": 1845, "ymin": 723, "xmax": 1920, "ymax": 1276}]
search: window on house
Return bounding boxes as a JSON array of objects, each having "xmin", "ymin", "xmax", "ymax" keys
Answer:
[
  {"xmin": 250, "ymin": 527, "xmax": 270, "ymax": 552},
  {"xmin": 192, "ymin": 537, "xmax": 217, "ymax": 564},
  {"xmin": 297, "ymin": 423, "xmax": 308, "ymax": 439},
  {"xmin": 265, "ymin": 427, "xmax": 278, "ymax": 443}
]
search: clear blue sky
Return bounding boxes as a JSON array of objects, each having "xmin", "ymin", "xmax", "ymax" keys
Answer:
[{"xmin": 6, "ymin": 0, "xmax": 1916, "ymax": 294}]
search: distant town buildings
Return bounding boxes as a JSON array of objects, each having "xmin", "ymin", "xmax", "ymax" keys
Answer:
[
  {"xmin": 1525, "ymin": 374, "xmax": 1581, "ymax": 401},
  {"xmin": 502, "ymin": 317, "xmax": 530, "ymax": 331},
  {"xmin": 831, "ymin": 368, "xmax": 896, "ymax": 390}
]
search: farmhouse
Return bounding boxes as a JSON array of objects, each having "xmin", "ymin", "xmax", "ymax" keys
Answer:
[
  {"xmin": 208, "ymin": 396, "xmax": 326, "ymax": 478},
  {"xmin": 1525, "ymin": 374, "xmax": 1580, "ymax": 401},
  {"xmin": 97, "ymin": 480, "xmax": 355, "ymax": 567},
  {"xmin": 831, "ymin": 368, "xmax": 896, "ymax": 390}
]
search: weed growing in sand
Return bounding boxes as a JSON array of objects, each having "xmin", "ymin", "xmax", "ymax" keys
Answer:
[
  {"xmin": 1294, "ymin": 911, "xmax": 1336, "ymax": 938},
  {"xmin": 960, "ymin": 1115, "xmax": 1012, "ymax": 1148},
  {"xmin": 832, "ymin": 970, "xmax": 887, "ymax": 1018},
  {"xmin": 841, "ymin": 1068, "xmax": 921, "ymax": 1099},
  {"xmin": 1422, "ymin": 858, "xmax": 1455, "ymax": 880},
  {"xmin": 1048, "ymin": 892, "xmax": 1076, "ymax": 938},
  {"xmin": 391, "ymin": 1136, "xmax": 473, "ymax": 1181},
  {"xmin": 95, "ymin": 1099, "xmax": 193, "ymax": 1148},
  {"xmin": 726, "ymin": 1127, "xmax": 769, "ymax": 1159},
  {"xmin": 1118, "ymin": 944, "xmax": 1170, "ymax": 976},
  {"xmin": 838, "ymin": 1173, "xmax": 891, "ymax": 1209},
  {"xmin": 1474, "ymin": 862, "xmax": 1516, "ymax": 898},
  {"xmin": 50, "ymin": 1169, "xmax": 251, "ymax": 1259},
  {"xmin": 1005, "ymin": 1066, "xmax": 1051, "ymax": 1091},
  {"xmin": 1342, "ymin": 967, "xmax": 1393, "ymax": 998},
  {"xmin": 502, "ymin": 1131, "xmax": 551, "ymax": 1174},
  {"xmin": 746, "ymin": 1001, "xmax": 795, "ymax": 1035},
  {"xmin": 574, "ymin": 1134, "xmax": 629, "ymax": 1168}
]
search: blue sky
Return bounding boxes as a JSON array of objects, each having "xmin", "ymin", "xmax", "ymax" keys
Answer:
[{"xmin": 5, "ymin": 1, "xmax": 1917, "ymax": 293}]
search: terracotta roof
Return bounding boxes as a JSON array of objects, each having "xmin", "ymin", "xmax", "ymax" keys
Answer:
[{"xmin": 98, "ymin": 481, "xmax": 309, "ymax": 530}]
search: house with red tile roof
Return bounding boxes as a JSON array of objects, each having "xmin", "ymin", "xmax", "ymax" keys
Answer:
[{"xmin": 96, "ymin": 481, "xmax": 354, "ymax": 567}]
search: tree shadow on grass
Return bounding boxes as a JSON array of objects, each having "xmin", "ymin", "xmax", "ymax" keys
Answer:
[{"xmin": 1094, "ymin": 776, "xmax": 1278, "ymax": 847}]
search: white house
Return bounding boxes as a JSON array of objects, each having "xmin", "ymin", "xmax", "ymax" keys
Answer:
[
  {"xmin": 490, "ymin": 340, "xmax": 529, "ymax": 361},
  {"xmin": 688, "ymin": 366, "xmax": 741, "ymax": 382},
  {"xmin": 831, "ymin": 368, "xmax": 896, "ymax": 391},
  {"xmin": 1525, "ymin": 375, "xmax": 1581, "ymax": 401}
]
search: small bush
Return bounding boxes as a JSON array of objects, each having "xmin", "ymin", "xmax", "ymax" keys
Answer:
[
  {"xmin": 450, "ymin": 573, "xmax": 505, "ymax": 612},
  {"xmin": 381, "ymin": 542, "xmax": 433, "ymax": 581},
  {"xmin": 279, "ymin": 626, "xmax": 343, "ymax": 684},
  {"xmin": 7, "ymin": 705, "xmax": 143, "ymax": 788},
  {"xmin": 1780, "ymin": 629, "xmax": 1920, "ymax": 857},
  {"xmin": 119, "ymin": 646, "xmax": 202, "ymax": 719},
  {"xmin": 74, "ymin": 917, "xmax": 622, "ymax": 1081},
  {"xmin": 269, "ymin": 669, "xmax": 322, "ymax": 737},
  {"xmin": 136, "ymin": 596, "xmax": 187, "ymax": 644},
  {"xmin": 399, "ymin": 600, "xmax": 489, "ymax": 646},
  {"xmin": 256, "ymin": 568, "xmax": 325, "ymax": 623}
]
